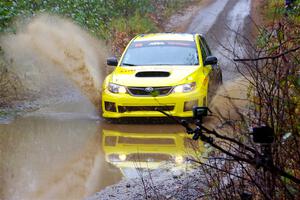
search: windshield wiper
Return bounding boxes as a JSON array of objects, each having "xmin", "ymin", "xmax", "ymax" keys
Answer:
[{"xmin": 122, "ymin": 63, "xmax": 136, "ymax": 66}]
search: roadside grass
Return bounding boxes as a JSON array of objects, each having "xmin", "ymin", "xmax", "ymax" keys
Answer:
[
  {"xmin": 263, "ymin": 0, "xmax": 300, "ymax": 22},
  {"xmin": 0, "ymin": 0, "xmax": 147, "ymax": 39}
]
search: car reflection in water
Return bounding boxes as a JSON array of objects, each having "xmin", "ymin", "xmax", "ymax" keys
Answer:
[{"xmin": 102, "ymin": 125, "xmax": 206, "ymax": 178}]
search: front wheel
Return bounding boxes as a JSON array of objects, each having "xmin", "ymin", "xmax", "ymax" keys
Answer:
[
  {"xmin": 218, "ymin": 72, "xmax": 223, "ymax": 85},
  {"xmin": 207, "ymin": 83, "xmax": 213, "ymax": 107}
]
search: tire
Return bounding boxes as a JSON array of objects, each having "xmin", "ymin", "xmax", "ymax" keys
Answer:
[
  {"xmin": 218, "ymin": 71, "xmax": 223, "ymax": 85},
  {"xmin": 207, "ymin": 83, "xmax": 213, "ymax": 107}
]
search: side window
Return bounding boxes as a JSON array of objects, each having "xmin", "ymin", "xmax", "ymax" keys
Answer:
[
  {"xmin": 202, "ymin": 38, "xmax": 212, "ymax": 56},
  {"xmin": 199, "ymin": 37, "xmax": 207, "ymax": 61}
]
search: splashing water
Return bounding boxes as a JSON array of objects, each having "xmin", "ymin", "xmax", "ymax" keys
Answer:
[
  {"xmin": 0, "ymin": 14, "xmax": 108, "ymax": 109},
  {"xmin": 205, "ymin": 77, "xmax": 250, "ymax": 132}
]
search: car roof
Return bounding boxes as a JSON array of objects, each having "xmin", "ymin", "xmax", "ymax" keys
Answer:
[{"xmin": 134, "ymin": 33, "xmax": 196, "ymax": 42}]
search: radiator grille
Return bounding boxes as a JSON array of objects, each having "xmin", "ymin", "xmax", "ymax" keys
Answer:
[{"xmin": 127, "ymin": 86, "xmax": 172, "ymax": 96}]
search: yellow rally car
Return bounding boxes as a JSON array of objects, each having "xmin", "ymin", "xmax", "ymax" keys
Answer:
[{"xmin": 102, "ymin": 33, "xmax": 222, "ymax": 119}]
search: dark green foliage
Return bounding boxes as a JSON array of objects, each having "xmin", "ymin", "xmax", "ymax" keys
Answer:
[{"xmin": 0, "ymin": 0, "xmax": 158, "ymax": 39}]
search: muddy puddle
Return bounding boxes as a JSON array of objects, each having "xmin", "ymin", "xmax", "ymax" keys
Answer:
[{"xmin": 0, "ymin": 116, "xmax": 205, "ymax": 200}]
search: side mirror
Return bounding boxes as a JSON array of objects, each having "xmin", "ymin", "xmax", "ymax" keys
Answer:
[
  {"xmin": 107, "ymin": 57, "xmax": 118, "ymax": 66},
  {"xmin": 204, "ymin": 56, "xmax": 218, "ymax": 66}
]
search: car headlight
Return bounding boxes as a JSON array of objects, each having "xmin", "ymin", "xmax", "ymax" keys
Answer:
[
  {"xmin": 108, "ymin": 83, "xmax": 127, "ymax": 94},
  {"xmin": 173, "ymin": 82, "xmax": 196, "ymax": 93}
]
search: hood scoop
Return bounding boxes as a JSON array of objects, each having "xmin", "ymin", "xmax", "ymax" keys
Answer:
[{"xmin": 135, "ymin": 71, "xmax": 170, "ymax": 77}]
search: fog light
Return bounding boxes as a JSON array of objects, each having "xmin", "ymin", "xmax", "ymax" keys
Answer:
[
  {"xmin": 119, "ymin": 154, "xmax": 127, "ymax": 161},
  {"xmin": 175, "ymin": 156, "xmax": 184, "ymax": 164},
  {"xmin": 105, "ymin": 101, "xmax": 116, "ymax": 112},
  {"xmin": 184, "ymin": 100, "xmax": 198, "ymax": 111}
]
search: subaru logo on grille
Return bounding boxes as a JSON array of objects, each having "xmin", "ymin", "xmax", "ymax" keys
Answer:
[{"xmin": 145, "ymin": 87, "xmax": 154, "ymax": 92}]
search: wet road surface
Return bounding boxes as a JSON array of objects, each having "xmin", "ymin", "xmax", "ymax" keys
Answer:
[{"xmin": 0, "ymin": 1, "xmax": 252, "ymax": 200}]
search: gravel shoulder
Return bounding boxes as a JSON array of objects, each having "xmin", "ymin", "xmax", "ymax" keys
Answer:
[{"xmin": 86, "ymin": 163, "xmax": 208, "ymax": 200}]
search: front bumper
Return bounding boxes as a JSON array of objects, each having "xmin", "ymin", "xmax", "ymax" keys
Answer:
[{"xmin": 102, "ymin": 88, "xmax": 206, "ymax": 118}]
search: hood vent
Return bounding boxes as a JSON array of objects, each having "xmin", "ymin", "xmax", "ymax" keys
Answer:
[{"xmin": 135, "ymin": 71, "xmax": 170, "ymax": 77}]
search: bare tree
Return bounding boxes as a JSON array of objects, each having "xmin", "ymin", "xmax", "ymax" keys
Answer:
[
  {"xmin": 154, "ymin": 14, "xmax": 300, "ymax": 199},
  {"xmin": 188, "ymin": 16, "xmax": 300, "ymax": 199}
]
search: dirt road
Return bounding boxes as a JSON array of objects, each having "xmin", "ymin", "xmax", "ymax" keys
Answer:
[
  {"xmin": 169, "ymin": 0, "xmax": 251, "ymax": 81},
  {"xmin": 0, "ymin": 1, "xmax": 252, "ymax": 200}
]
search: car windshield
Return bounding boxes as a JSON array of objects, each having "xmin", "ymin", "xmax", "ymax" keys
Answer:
[{"xmin": 121, "ymin": 40, "xmax": 199, "ymax": 66}]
